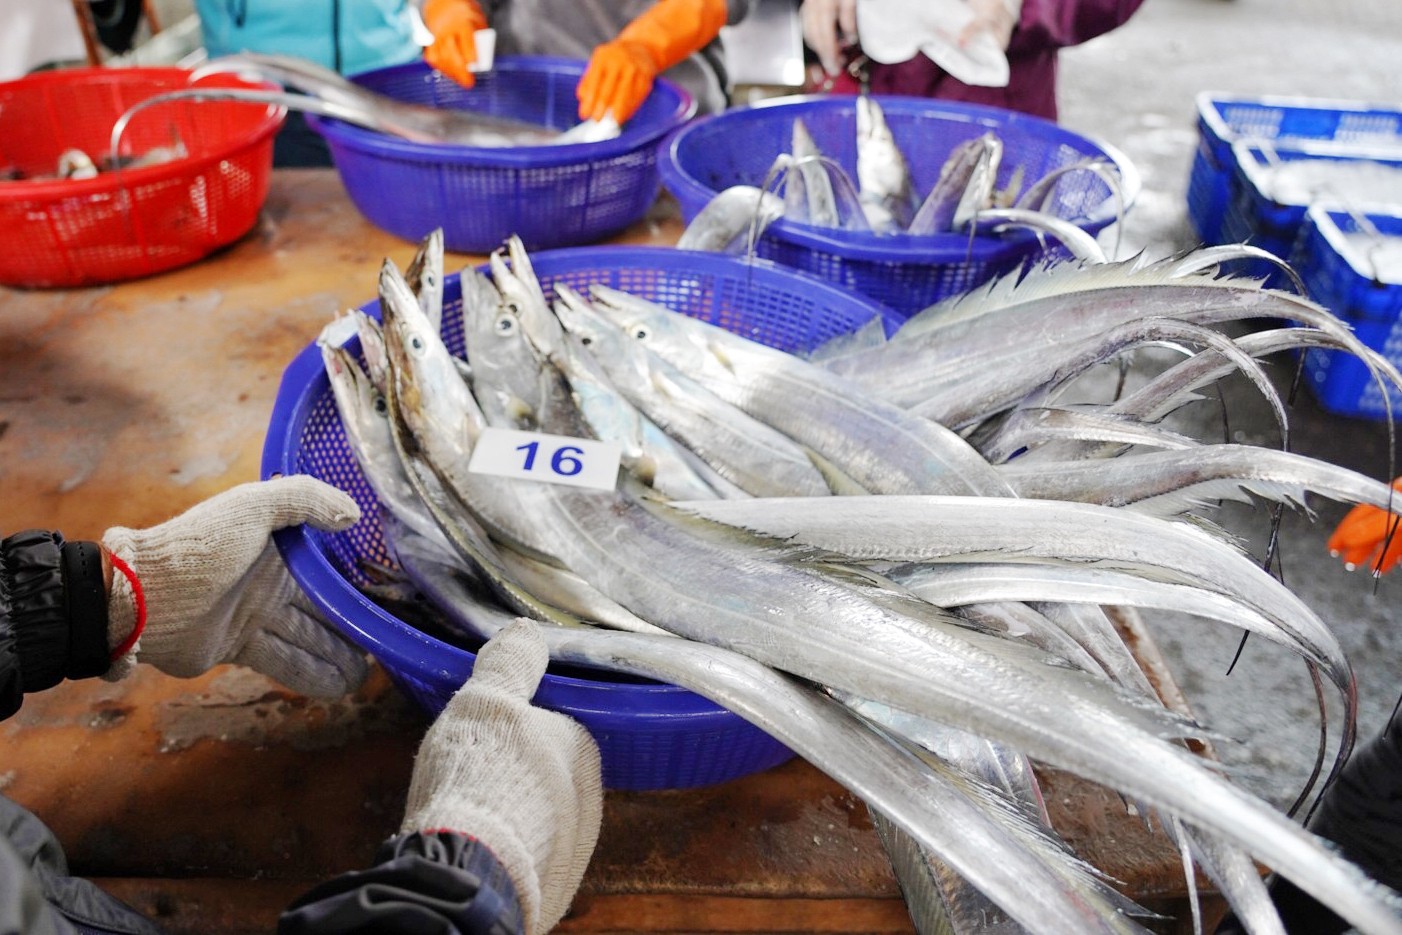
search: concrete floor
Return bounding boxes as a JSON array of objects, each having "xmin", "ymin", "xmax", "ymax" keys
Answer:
[{"xmin": 1053, "ymin": 0, "xmax": 1402, "ymax": 808}]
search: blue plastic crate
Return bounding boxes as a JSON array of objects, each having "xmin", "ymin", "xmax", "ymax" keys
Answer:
[
  {"xmin": 1187, "ymin": 92, "xmax": 1402, "ymax": 246},
  {"xmin": 307, "ymin": 57, "xmax": 695, "ymax": 253},
  {"xmin": 658, "ymin": 95, "xmax": 1137, "ymax": 320},
  {"xmin": 263, "ymin": 246, "xmax": 899, "ymax": 790},
  {"xmin": 1219, "ymin": 139, "xmax": 1402, "ymax": 286},
  {"xmin": 1290, "ymin": 205, "xmax": 1402, "ymax": 419}
]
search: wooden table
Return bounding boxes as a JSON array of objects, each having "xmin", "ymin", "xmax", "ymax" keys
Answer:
[{"xmin": 0, "ymin": 170, "xmax": 1214, "ymax": 934}]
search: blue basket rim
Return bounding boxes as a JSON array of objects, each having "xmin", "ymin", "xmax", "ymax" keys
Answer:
[
  {"xmin": 657, "ymin": 93, "xmax": 1140, "ymax": 263},
  {"xmin": 306, "ymin": 56, "xmax": 696, "ymax": 166},
  {"xmin": 263, "ymin": 245, "xmax": 893, "ymax": 712},
  {"xmin": 1195, "ymin": 90, "xmax": 1402, "ymax": 142}
]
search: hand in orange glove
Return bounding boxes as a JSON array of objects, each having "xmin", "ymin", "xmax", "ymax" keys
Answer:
[
  {"xmin": 577, "ymin": 0, "xmax": 729, "ymax": 124},
  {"xmin": 423, "ymin": 0, "xmax": 488, "ymax": 88},
  {"xmin": 1328, "ymin": 477, "xmax": 1402, "ymax": 574}
]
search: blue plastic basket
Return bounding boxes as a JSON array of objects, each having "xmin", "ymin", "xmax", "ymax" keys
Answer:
[
  {"xmin": 657, "ymin": 94, "xmax": 1137, "ymax": 320},
  {"xmin": 1291, "ymin": 205, "xmax": 1402, "ymax": 419},
  {"xmin": 1187, "ymin": 92, "xmax": 1402, "ymax": 246},
  {"xmin": 307, "ymin": 57, "xmax": 695, "ymax": 253},
  {"xmin": 263, "ymin": 246, "xmax": 898, "ymax": 790}
]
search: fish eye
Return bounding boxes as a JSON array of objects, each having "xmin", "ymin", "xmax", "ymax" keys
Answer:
[
  {"xmin": 580, "ymin": 335, "xmax": 593, "ymax": 346},
  {"xmin": 408, "ymin": 333, "xmax": 429, "ymax": 358},
  {"xmin": 495, "ymin": 315, "xmax": 517, "ymax": 335},
  {"xmin": 632, "ymin": 326, "xmax": 650, "ymax": 341},
  {"xmin": 372, "ymin": 395, "xmax": 388, "ymax": 415}
]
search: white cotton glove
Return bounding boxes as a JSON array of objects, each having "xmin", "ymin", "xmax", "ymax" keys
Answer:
[
  {"xmin": 101, "ymin": 475, "xmax": 369, "ymax": 697},
  {"xmin": 800, "ymin": 0, "xmax": 859, "ymax": 77},
  {"xmin": 858, "ymin": 0, "xmax": 1020, "ymax": 86},
  {"xmin": 400, "ymin": 619, "xmax": 603, "ymax": 935}
]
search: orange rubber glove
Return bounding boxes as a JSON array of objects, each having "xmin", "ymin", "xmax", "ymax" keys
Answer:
[
  {"xmin": 1327, "ymin": 477, "xmax": 1402, "ymax": 574},
  {"xmin": 423, "ymin": 0, "xmax": 488, "ymax": 88},
  {"xmin": 577, "ymin": 0, "xmax": 729, "ymax": 124}
]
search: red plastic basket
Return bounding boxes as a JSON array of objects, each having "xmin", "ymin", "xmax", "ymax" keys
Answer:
[{"xmin": 0, "ymin": 67, "xmax": 285, "ymax": 288}]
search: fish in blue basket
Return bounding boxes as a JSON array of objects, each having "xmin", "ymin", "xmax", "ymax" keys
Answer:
[
  {"xmin": 822, "ymin": 252, "xmax": 1402, "ymax": 417},
  {"xmin": 553, "ymin": 285, "xmax": 839, "ymax": 498},
  {"xmin": 855, "ymin": 96, "xmax": 917, "ymax": 233},
  {"xmin": 437, "ymin": 256, "xmax": 1402, "ymax": 935},
  {"xmin": 787, "ymin": 118, "xmax": 842, "ymax": 228},
  {"xmin": 387, "ymin": 520, "xmax": 1162, "ymax": 935},
  {"xmin": 318, "ymin": 239, "xmax": 1402, "ymax": 935},
  {"xmin": 187, "ymin": 52, "xmax": 574, "ymax": 147},
  {"xmin": 676, "ymin": 184, "xmax": 785, "ymax": 253},
  {"xmin": 908, "ymin": 132, "xmax": 1002, "ymax": 236},
  {"xmin": 585, "ymin": 282, "xmax": 1010, "ymax": 498}
]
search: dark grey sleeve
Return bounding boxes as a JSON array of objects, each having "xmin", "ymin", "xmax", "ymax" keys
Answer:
[
  {"xmin": 0, "ymin": 795, "xmax": 162, "ymax": 935},
  {"xmin": 277, "ymin": 831, "xmax": 525, "ymax": 935}
]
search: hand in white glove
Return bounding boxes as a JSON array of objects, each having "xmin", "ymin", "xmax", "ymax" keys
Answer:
[
  {"xmin": 101, "ymin": 475, "xmax": 368, "ymax": 697},
  {"xmin": 960, "ymin": 0, "xmax": 1022, "ymax": 51},
  {"xmin": 800, "ymin": 0, "xmax": 859, "ymax": 76},
  {"xmin": 400, "ymin": 618, "xmax": 603, "ymax": 935}
]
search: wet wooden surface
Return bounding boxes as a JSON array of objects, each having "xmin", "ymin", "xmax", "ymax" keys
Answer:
[{"xmin": 0, "ymin": 170, "xmax": 1215, "ymax": 934}]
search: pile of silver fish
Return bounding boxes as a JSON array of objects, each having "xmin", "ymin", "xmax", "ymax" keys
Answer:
[
  {"xmin": 317, "ymin": 229, "xmax": 1402, "ymax": 935},
  {"xmin": 106, "ymin": 52, "xmax": 619, "ymax": 159},
  {"xmin": 678, "ymin": 96, "xmax": 1122, "ymax": 257}
]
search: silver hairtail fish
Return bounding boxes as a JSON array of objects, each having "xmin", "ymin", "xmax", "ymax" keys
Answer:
[{"xmin": 856, "ymin": 96, "xmax": 916, "ymax": 233}]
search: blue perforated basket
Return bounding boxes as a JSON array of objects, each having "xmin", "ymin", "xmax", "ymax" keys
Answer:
[
  {"xmin": 658, "ymin": 94, "xmax": 1137, "ymax": 319},
  {"xmin": 307, "ymin": 57, "xmax": 695, "ymax": 253},
  {"xmin": 1187, "ymin": 92, "xmax": 1402, "ymax": 246},
  {"xmin": 263, "ymin": 246, "xmax": 899, "ymax": 790}
]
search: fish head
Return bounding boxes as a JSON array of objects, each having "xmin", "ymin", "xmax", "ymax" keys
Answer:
[
  {"xmin": 321, "ymin": 341, "xmax": 383, "ymax": 426},
  {"xmin": 379, "ymin": 259, "xmax": 481, "ymax": 443},
  {"xmin": 587, "ymin": 285, "xmax": 713, "ymax": 375},
  {"xmin": 405, "ymin": 228, "xmax": 445, "ymax": 327},
  {"xmin": 350, "ymin": 309, "xmax": 390, "ymax": 397},
  {"xmin": 488, "ymin": 246, "xmax": 563, "ymax": 361},
  {"xmin": 792, "ymin": 118, "xmax": 821, "ymax": 161},
  {"xmin": 461, "ymin": 280, "xmax": 551, "ymax": 430},
  {"xmin": 554, "ymin": 287, "xmax": 657, "ymax": 394},
  {"xmin": 856, "ymin": 96, "xmax": 895, "ymax": 147}
]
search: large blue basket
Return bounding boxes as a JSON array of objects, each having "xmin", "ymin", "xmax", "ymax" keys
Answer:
[
  {"xmin": 263, "ymin": 246, "xmax": 898, "ymax": 790},
  {"xmin": 1187, "ymin": 92, "xmax": 1402, "ymax": 246},
  {"xmin": 658, "ymin": 94, "xmax": 1137, "ymax": 319},
  {"xmin": 308, "ymin": 57, "xmax": 695, "ymax": 253}
]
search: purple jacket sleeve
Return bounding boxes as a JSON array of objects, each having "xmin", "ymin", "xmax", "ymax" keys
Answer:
[{"xmin": 1011, "ymin": 0, "xmax": 1147, "ymax": 56}]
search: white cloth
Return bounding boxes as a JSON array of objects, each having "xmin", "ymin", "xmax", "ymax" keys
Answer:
[
  {"xmin": 400, "ymin": 619, "xmax": 603, "ymax": 935},
  {"xmin": 856, "ymin": 0, "xmax": 1019, "ymax": 87},
  {"xmin": 0, "ymin": 0, "xmax": 87, "ymax": 80},
  {"xmin": 102, "ymin": 476, "xmax": 368, "ymax": 697}
]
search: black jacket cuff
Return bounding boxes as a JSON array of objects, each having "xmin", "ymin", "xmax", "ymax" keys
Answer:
[{"xmin": 0, "ymin": 531, "xmax": 110, "ymax": 718}]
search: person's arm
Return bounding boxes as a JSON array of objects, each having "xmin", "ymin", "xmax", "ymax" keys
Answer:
[
  {"xmin": 278, "ymin": 619, "xmax": 603, "ymax": 935},
  {"xmin": 0, "ymin": 475, "xmax": 368, "ymax": 720},
  {"xmin": 799, "ymin": 0, "xmax": 858, "ymax": 78},
  {"xmin": 0, "ymin": 531, "xmax": 110, "ymax": 720},
  {"xmin": 99, "ymin": 475, "xmax": 368, "ymax": 694},
  {"xmin": 420, "ymin": 0, "xmax": 489, "ymax": 88},
  {"xmin": 1009, "ymin": 0, "xmax": 1145, "ymax": 54},
  {"xmin": 576, "ymin": 0, "xmax": 735, "ymax": 124}
]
